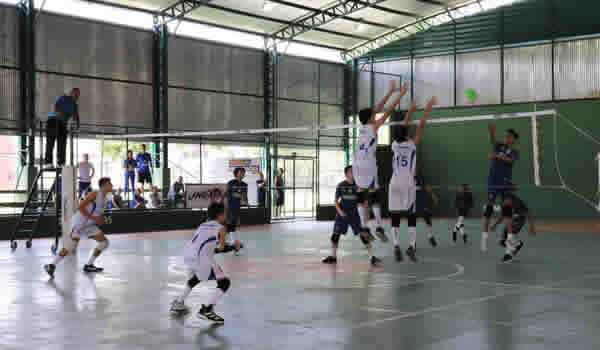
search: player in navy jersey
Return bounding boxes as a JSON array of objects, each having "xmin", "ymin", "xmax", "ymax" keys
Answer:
[
  {"xmin": 322, "ymin": 166, "xmax": 382, "ymax": 266},
  {"xmin": 226, "ymin": 168, "xmax": 248, "ymax": 252},
  {"xmin": 490, "ymin": 193, "xmax": 535, "ymax": 263},
  {"xmin": 482, "ymin": 125, "xmax": 520, "ymax": 260},
  {"xmin": 452, "ymin": 184, "xmax": 474, "ymax": 243},
  {"xmin": 414, "ymin": 169, "xmax": 439, "ymax": 248}
]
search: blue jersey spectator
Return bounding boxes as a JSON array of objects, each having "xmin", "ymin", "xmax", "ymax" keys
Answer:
[
  {"xmin": 136, "ymin": 144, "xmax": 153, "ymax": 193},
  {"xmin": 123, "ymin": 150, "xmax": 137, "ymax": 196},
  {"xmin": 45, "ymin": 88, "xmax": 80, "ymax": 167}
]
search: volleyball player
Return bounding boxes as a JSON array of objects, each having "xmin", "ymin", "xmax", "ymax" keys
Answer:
[
  {"xmin": 226, "ymin": 168, "xmax": 247, "ymax": 252},
  {"xmin": 481, "ymin": 125, "xmax": 520, "ymax": 260},
  {"xmin": 414, "ymin": 166, "xmax": 439, "ymax": 248},
  {"xmin": 389, "ymin": 97, "xmax": 436, "ymax": 262},
  {"xmin": 44, "ymin": 177, "xmax": 113, "ymax": 277},
  {"xmin": 170, "ymin": 202, "xmax": 234, "ymax": 323},
  {"xmin": 491, "ymin": 193, "xmax": 534, "ymax": 263},
  {"xmin": 354, "ymin": 80, "xmax": 409, "ymax": 243},
  {"xmin": 452, "ymin": 184, "xmax": 474, "ymax": 243},
  {"xmin": 322, "ymin": 165, "xmax": 382, "ymax": 266}
]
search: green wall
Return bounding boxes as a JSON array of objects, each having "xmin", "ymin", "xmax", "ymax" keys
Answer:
[{"xmin": 408, "ymin": 100, "xmax": 600, "ymax": 218}]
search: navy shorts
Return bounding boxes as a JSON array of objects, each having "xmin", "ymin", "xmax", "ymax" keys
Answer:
[
  {"xmin": 487, "ymin": 179, "xmax": 514, "ymax": 203},
  {"xmin": 78, "ymin": 181, "xmax": 91, "ymax": 195},
  {"xmin": 138, "ymin": 171, "xmax": 152, "ymax": 184},
  {"xmin": 457, "ymin": 208, "xmax": 470, "ymax": 217},
  {"xmin": 415, "ymin": 206, "xmax": 432, "ymax": 219},
  {"xmin": 333, "ymin": 210, "xmax": 362, "ymax": 235}
]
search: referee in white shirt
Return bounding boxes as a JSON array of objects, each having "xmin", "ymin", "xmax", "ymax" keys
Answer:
[{"xmin": 77, "ymin": 153, "xmax": 95, "ymax": 197}]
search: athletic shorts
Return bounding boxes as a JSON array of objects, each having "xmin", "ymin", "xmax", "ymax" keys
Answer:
[
  {"xmin": 138, "ymin": 171, "xmax": 152, "ymax": 184},
  {"xmin": 415, "ymin": 207, "xmax": 432, "ymax": 219},
  {"xmin": 78, "ymin": 181, "xmax": 91, "ymax": 195},
  {"xmin": 457, "ymin": 208, "xmax": 470, "ymax": 217},
  {"xmin": 184, "ymin": 255, "xmax": 224, "ymax": 281},
  {"xmin": 70, "ymin": 223, "xmax": 102, "ymax": 239},
  {"xmin": 353, "ymin": 164, "xmax": 378, "ymax": 190},
  {"xmin": 388, "ymin": 184, "xmax": 416, "ymax": 213},
  {"xmin": 333, "ymin": 210, "xmax": 362, "ymax": 235}
]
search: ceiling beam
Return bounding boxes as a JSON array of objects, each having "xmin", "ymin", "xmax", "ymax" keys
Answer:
[
  {"xmin": 415, "ymin": 0, "xmax": 446, "ymax": 6},
  {"xmin": 266, "ymin": 0, "xmax": 395, "ymax": 29},
  {"xmin": 154, "ymin": 0, "xmax": 212, "ymax": 26},
  {"xmin": 267, "ymin": 0, "xmax": 389, "ymax": 49},
  {"xmin": 205, "ymin": 3, "xmax": 371, "ymax": 40},
  {"xmin": 82, "ymin": 0, "xmax": 346, "ymax": 50}
]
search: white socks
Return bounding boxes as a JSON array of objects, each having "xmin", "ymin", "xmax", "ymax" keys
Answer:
[
  {"xmin": 87, "ymin": 253, "xmax": 98, "ymax": 266},
  {"xmin": 358, "ymin": 206, "xmax": 368, "ymax": 228},
  {"xmin": 373, "ymin": 207, "xmax": 382, "ymax": 227},
  {"xmin": 180, "ymin": 285, "xmax": 193, "ymax": 301},
  {"xmin": 408, "ymin": 227, "xmax": 416, "ymax": 248},
  {"xmin": 230, "ymin": 232, "xmax": 240, "ymax": 243},
  {"xmin": 365, "ymin": 245, "xmax": 373, "ymax": 259},
  {"xmin": 505, "ymin": 233, "xmax": 518, "ymax": 254},
  {"xmin": 392, "ymin": 227, "xmax": 400, "ymax": 246},
  {"xmin": 51, "ymin": 254, "xmax": 65, "ymax": 265},
  {"xmin": 481, "ymin": 232, "xmax": 489, "ymax": 251}
]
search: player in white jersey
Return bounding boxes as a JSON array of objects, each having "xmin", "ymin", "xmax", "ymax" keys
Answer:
[
  {"xmin": 170, "ymin": 202, "xmax": 238, "ymax": 323},
  {"xmin": 44, "ymin": 177, "xmax": 113, "ymax": 277},
  {"xmin": 354, "ymin": 80, "xmax": 409, "ymax": 243},
  {"xmin": 389, "ymin": 97, "xmax": 436, "ymax": 262}
]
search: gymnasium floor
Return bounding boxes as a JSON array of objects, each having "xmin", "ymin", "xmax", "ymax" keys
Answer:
[{"xmin": 3, "ymin": 219, "xmax": 600, "ymax": 350}]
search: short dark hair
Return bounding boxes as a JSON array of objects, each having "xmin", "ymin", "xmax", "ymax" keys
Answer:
[
  {"xmin": 358, "ymin": 108, "xmax": 372, "ymax": 125},
  {"xmin": 71, "ymin": 88, "xmax": 80, "ymax": 93},
  {"xmin": 233, "ymin": 167, "xmax": 245, "ymax": 177},
  {"xmin": 127, "ymin": 149, "xmax": 132, "ymax": 154},
  {"xmin": 98, "ymin": 177, "xmax": 111, "ymax": 188},
  {"xmin": 207, "ymin": 202, "xmax": 225, "ymax": 220},
  {"xmin": 392, "ymin": 125, "xmax": 408, "ymax": 143},
  {"xmin": 344, "ymin": 165, "xmax": 352, "ymax": 175},
  {"xmin": 506, "ymin": 128, "xmax": 519, "ymax": 139}
]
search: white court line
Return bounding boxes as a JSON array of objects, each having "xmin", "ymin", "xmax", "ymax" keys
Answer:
[
  {"xmin": 354, "ymin": 272, "xmax": 600, "ymax": 329},
  {"xmin": 361, "ymin": 307, "xmax": 407, "ymax": 314}
]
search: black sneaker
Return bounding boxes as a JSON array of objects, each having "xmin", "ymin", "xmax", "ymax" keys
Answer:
[
  {"xmin": 429, "ymin": 236, "xmax": 438, "ymax": 247},
  {"xmin": 83, "ymin": 264, "xmax": 104, "ymax": 273},
  {"xmin": 198, "ymin": 304, "xmax": 224, "ymax": 324},
  {"xmin": 406, "ymin": 246, "xmax": 417, "ymax": 262},
  {"xmin": 375, "ymin": 227, "xmax": 389, "ymax": 242},
  {"xmin": 394, "ymin": 245, "xmax": 403, "ymax": 262},
  {"xmin": 502, "ymin": 253, "xmax": 514, "ymax": 264},
  {"xmin": 462, "ymin": 233, "xmax": 468, "ymax": 244},
  {"xmin": 360, "ymin": 228, "xmax": 376, "ymax": 243},
  {"xmin": 44, "ymin": 264, "xmax": 56, "ymax": 278},
  {"xmin": 322, "ymin": 256, "xmax": 337, "ymax": 264},
  {"xmin": 370, "ymin": 256, "xmax": 382, "ymax": 266}
]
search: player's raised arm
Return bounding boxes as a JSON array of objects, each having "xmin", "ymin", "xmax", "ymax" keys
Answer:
[
  {"xmin": 373, "ymin": 80, "xmax": 397, "ymax": 115},
  {"xmin": 403, "ymin": 100, "xmax": 417, "ymax": 128},
  {"xmin": 488, "ymin": 123, "xmax": 497, "ymax": 145},
  {"xmin": 374, "ymin": 82, "xmax": 409, "ymax": 131},
  {"xmin": 413, "ymin": 97, "xmax": 436, "ymax": 145}
]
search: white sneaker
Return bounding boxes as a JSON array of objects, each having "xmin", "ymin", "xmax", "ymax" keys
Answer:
[{"xmin": 170, "ymin": 298, "xmax": 189, "ymax": 314}]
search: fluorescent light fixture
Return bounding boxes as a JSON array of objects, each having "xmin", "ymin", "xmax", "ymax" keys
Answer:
[
  {"xmin": 263, "ymin": 0, "xmax": 276, "ymax": 12},
  {"xmin": 356, "ymin": 21, "xmax": 368, "ymax": 33}
]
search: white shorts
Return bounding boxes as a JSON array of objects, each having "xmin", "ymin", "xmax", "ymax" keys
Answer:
[
  {"xmin": 184, "ymin": 255, "xmax": 224, "ymax": 281},
  {"xmin": 70, "ymin": 223, "xmax": 102, "ymax": 239},
  {"xmin": 353, "ymin": 163, "xmax": 378, "ymax": 190},
  {"xmin": 388, "ymin": 184, "xmax": 416, "ymax": 212}
]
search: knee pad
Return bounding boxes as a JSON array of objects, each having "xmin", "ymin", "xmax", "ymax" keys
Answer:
[
  {"xmin": 502, "ymin": 204, "xmax": 513, "ymax": 218},
  {"xmin": 484, "ymin": 204, "xmax": 494, "ymax": 218},
  {"xmin": 407, "ymin": 214, "xmax": 417, "ymax": 227},
  {"xmin": 356, "ymin": 191, "xmax": 367, "ymax": 204},
  {"xmin": 187, "ymin": 274, "xmax": 200, "ymax": 288},
  {"xmin": 391, "ymin": 213, "xmax": 401, "ymax": 227},
  {"xmin": 330, "ymin": 233, "xmax": 341, "ymax": 245},
  {"xmin": 217, "ymin": 277, "xmax": 231, "ymax": 293},
  {"xmin": 97, "ymin": 239, "xmax": 109, "ymax": 251},
  {"xmin": 367, "ymin": 191, "xmax": 379, "ymax": 206}
]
